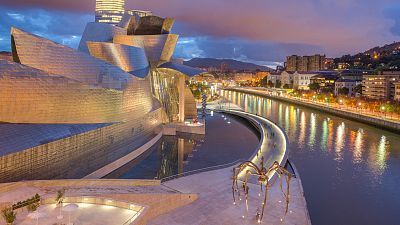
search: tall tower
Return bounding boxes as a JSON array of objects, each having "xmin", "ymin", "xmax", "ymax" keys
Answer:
[{"xmin": 95, "ymin": 0, "xmax": 125, "ymax": 25}]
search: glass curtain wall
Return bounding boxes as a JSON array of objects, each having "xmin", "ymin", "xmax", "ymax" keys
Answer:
[{"xmin": 151, "ymin": 69, "xmax": 181, "ymax": 121}]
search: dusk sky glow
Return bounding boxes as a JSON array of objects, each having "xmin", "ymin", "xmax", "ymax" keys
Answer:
[{"xmin": 1, "ymin": 0, "xmax": 400, "ymax": 67}]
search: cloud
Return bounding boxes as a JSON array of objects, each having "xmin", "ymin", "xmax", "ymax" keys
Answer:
[
  {"xmin": 173, "ymin": 34, "xmax": 322, "ymax": 62},
  {"xmin": 384, "ymin": 3, "xmax": 400, "ymax": 36},
  {"xmin": 0, "ymin": 0, "xmax": 399, "ymax": 63},
  {"xmin": 0, "ymin": 7, "xmax": 92, "ymax": 51},
  {"xmin": 132, "ymin": 0, "xmax": 400, "ymax": 56}
]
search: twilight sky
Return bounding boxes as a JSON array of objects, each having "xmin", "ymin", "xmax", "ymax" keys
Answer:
[{"xmin": 0, "ymin": 0, "xmax": 400, "ymax": 67}]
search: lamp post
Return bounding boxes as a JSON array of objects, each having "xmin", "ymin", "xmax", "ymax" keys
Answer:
[
  {"xmin": 358, "ymin": 102, "xmax": 362, "ymax": 113},
  {"xmin": 381, "ymin": 106, "xmax": 386, "ymax": 118},
  {"xmin": 325, "ymin": 97, "xmax": 329, "ymax": 107}
]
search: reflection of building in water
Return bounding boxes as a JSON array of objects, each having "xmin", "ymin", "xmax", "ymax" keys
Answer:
[
  {"xmin": 0, "ymin": 12, "xmax": 204, "ymax": 182},
  {"xmin": 103, "ymin": 133, "xmax": 205, "ymax": 179}
]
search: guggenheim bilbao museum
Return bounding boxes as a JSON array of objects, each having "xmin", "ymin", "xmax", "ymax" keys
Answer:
[{"xmin": 0, "ymin": 13, "xmax": 204, "ymax": 182}]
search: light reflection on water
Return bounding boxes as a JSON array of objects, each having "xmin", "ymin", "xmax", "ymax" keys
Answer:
[{"xmin": 222, "ymin": 90, "xmax": 400, "ymax": 225}]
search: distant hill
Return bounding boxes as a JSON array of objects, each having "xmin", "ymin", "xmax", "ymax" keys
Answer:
[
  {"xmin": 334, "ymin": 41, "xmax": 400, "ymax": 71},
  {"xmin": 364, "ymin": 42, "xmax": 400, "ymax": 55},
  {"xmin": 183, "ymin": 58, "xmax": 273, "ymax": 72}
]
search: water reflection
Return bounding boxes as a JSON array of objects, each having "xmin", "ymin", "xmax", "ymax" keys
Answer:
[
  {"xmin": 353, "ymin": 129, "xmax": 364, "ymax": 164},
  {"xmin": 222, "ymin": 90, "xmax": 400, "ymax": 225},
  {"xmin": 222, "ymin": 89, "xmax": 395, "ymax": 176},
  {"xmin": 309, "ymin": 113, "xmax": 317, "ymax": 148},
  {"xmin": 106, "ymin": 112, "xmax": 260, "ymax": 180}
]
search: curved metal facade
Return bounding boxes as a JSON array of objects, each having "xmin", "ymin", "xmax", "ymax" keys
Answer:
[
  {"xmin": 78, "ymin": 22, "xmax": 127, "ymax": 53},
  {"xmin": 87, "ymin": 42, "xmax": 150, "ymax": 78},
  {"xmin": 0, "ymin": 11, "xmax": 204, "ymax": 181},
  {"xmin": 113, "ymin": 34, "xmax": 178, "ymax": 67},
  {"xmin": 0, "ymin": 60, "xmax": 154, "ymax": 124},
  {"xmin": 134, "ymin": 16, "xmax": 174, "ymax": 35},
  {"xmin": 12, "ymin": 27, "xmax": 131, "ymax": 89}
]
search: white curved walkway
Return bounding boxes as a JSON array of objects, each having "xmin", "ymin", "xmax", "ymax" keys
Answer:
[{"xmin": 150, "ymin": 105, "xmax": 311, "ymax": 225}]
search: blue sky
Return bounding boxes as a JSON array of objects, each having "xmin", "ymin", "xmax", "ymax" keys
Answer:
[{"xmin": 1, "ymin": 0, "xmax": 400, "ymax": 67}]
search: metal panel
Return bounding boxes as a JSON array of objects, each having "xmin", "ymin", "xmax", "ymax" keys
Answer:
[
  {"xmin": 78, "ymin": 22, "xmax": 127, "ymax": 53},
  {"xmin": 158, "ymin": 62, "xmax": 206, "ymax": 77},
  {"xmin": 113, "ymin": 34, "xmax": 178, "ymax": 67},
  {"xmin": 12, "ymin": 27, "xmax": 131, "ymax": 90},
  {"xmin": 87, "ymin": 42, "xmax": 150, "ymax": 78}
]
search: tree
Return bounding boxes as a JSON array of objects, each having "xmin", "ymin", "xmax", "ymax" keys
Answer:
[
  {"xmin": 309, "ymin": 83, "xmax": 320, "ymax": 91},
  {"xmin": 268, "ymin": 80, "xmax": 274, "ymax": 88},
  {"xmin": 338, "ymin": 87, "xmax": 349, "ymax": 96},
  {"xmin": 260, "ymin": 76, "xmax": 268, "ymax": 87},
  {"xmin": 353, "ymin": 84, "xmax": 362, "ymax": 95},
  {"xmin": 283, "ymin": 84, "xmax": 289, "ymax": 89},
  {"xmin": 275, "ymin": 80, "xmax": 282, "ymax": 88},
  {"xmin": 2, "ymin": 207, "xmax": 16, "ymax": 225},
  {"xmin": 321, "ymin": 87, "xmax": 334, "ymax": 94}
]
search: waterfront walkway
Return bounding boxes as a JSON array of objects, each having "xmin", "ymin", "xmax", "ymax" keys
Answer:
[
  {"xmin": 227, "ymin": 87, "xmax": 400, "ymax": 131},
  {"xmin": 149, "ymin": 106, "xmax": 311, "ymax": 225}
]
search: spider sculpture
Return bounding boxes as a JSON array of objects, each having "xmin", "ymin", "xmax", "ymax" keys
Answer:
[{"xmin": 232, "ymin": 156, "xmax": 294, "ymax": 223}]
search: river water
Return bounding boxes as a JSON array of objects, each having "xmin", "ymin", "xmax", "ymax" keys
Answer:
[{"xmin": 222, "ymin": 90, "xmax": 400, "ymax": 225}]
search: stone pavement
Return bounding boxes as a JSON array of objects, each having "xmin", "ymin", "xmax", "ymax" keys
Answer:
[{"xmin": 149, "ymin": 167, "xmax": 311, "ymax": 225}]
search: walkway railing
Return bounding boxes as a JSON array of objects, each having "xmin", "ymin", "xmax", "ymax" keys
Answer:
[{"xmin": 160, "ymin": 159, "xmax": 246, "ymax": 183}]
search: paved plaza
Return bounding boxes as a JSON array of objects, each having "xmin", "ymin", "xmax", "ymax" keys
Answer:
[{"xmin": 150, "ymin": 167, "xmax": 311, "ymax": 225}]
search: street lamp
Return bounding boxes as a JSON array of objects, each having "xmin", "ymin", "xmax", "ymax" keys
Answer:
[
  {"xmin": 381, "ymin": 106, "xmax": 386, "ymax": 118},
  {"xmin": 358, "ymin": 102, "xmax": 362, "ymax": 113},
  {"xmin": 325, "ymin": 97, "xmax": 329, "ymax": 107}
]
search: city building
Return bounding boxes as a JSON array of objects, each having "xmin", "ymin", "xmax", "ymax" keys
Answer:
[
  {"xmin": 233, "ymin": 72, "xmax": 255, "ymax": 85},
  {"xmin": 334, "ymin": 78, "xmax": 362, "ymax": 96},
  {"xmin": 395, "ymin": 83, "xmax": 400, "ymax": 101},
  {"xmin": 339, "ymin": 69, "xmax": 373, "ymax": 81},
  {"xmin": 267, "ymin": 72, "xmax": 281, "ymax": 87},
  {"xmin": 362, "ymin": 71, "xmax": 400, "ymax": 100},
  {"xmin": 285, "ymin": 54, "xmax": 326, "ymax": 72},
  {"xmin": 309, "ymin": 71, "xmax": 338, "ymax": 89},
  {"xmin": 281, "ymin": 71, "xmax": 294, "ymax": 88},
  {"xmin": 293, "ymin": 71, "xmax": 317, "ymax": 90},
  {"xmin": 324, "ymin": 58, "xmax": 336, "ymax": 70},
  {"xmin": 95, "ymin": 0, "xmax": 125, "ymax": 25},
  {"xmin": 0, "ymin": 12, "xmax": 203, "ymax": 182}
]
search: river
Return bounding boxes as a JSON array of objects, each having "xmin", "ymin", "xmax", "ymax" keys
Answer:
[{"xmin": 222, "ymin": 90, "xmax": 400, "ymax": 225}]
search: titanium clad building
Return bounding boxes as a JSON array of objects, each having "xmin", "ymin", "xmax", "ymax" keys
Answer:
[{"xmin": 0, "ymin": 12, "xmax": 204, "ymax": 182}]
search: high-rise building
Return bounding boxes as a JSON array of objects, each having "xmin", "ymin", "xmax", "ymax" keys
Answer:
[
  {"xmin": 362, "ymin": 71, "xmax": 400, "ymax": 100},
  {"xmin": 285, "ymin": 54, "xmax": 326, "ymax": 72},
  {"xmin": 395, "ymin": 82, "xmax": 400, "ymax": 101},
  {"xmin": 95, "ymin": 0, "xmax": 125, "ymax": 25}
]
